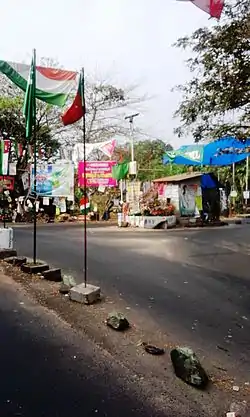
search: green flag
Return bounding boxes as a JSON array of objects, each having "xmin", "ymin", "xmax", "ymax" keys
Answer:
[
  {"xmin": 112, "ymin": 162, "xmax": 129, "ymax": 180},
  {"xmin": 165, "ymin": 145, "xmax": 204, "ymax": 164},
  {"xmin": 23, "ymin": 55, "xmax": 36, "ymax": 139}
]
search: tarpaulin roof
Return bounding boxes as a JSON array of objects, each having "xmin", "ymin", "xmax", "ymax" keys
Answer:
[
  {"xmin": 153, "ymin": 172, "xmax": 202, "ymax": 183},
  {"xmin": 163, "ymin": 137, "xmax": 250, "ymax": 166}
]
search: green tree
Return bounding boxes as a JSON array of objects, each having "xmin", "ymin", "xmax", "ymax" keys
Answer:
[
  {"xmin": 173, "ymin": 0, "xmax": 250, "ymax": 142},
  {"xmin": 0, "ymin": 96, "xmax": 60, "ymax": 192},
  {"xmin": 133, "ymin": 139, "xmax": 186, "ymax": 181}
]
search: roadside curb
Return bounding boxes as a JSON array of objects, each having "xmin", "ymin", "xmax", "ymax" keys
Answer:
[{"xmin": 11, "ymin": 221, "xmax": 117, "ymax": 228}]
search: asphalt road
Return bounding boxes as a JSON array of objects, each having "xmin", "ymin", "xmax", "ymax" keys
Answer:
[
  {"xmin": 13, "ymin": 223, "xmax": 250, "ymax": 378},
  {"xmin": 0, "ymin": 272, "xmax": 163, "ymax": 417}
]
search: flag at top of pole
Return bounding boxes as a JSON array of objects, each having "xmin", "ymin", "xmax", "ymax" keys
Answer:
[
  {"xmin": 23, "ymin": 53, "xmax": 36, "ymax": 139},
  {"xmin": 176, "ymin": 0, "xmax": 225, "ymax": 19},
  {"xmin": 61, "ymin": 72, "xmax": 85, "ymax": 126}
]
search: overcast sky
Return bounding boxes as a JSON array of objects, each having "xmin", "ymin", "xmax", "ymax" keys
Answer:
[{"xmin": 2, "ymin": 0, "xmax": 213, "ymax": 148}]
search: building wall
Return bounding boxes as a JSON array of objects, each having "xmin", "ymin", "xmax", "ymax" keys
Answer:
[
  {"xmin": 163, "ymin": 178, "xmax": 201, "ymax": 216},
  {"xmin": 163, "ymin": 184, "xmax": 179, "ymax": 210}
]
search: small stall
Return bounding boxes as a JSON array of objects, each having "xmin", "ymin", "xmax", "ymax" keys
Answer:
[
  {"xmin": 153, "ymin": 171, "xmax": 222, "ymax": 223},
  {"xmin": 122, "ymin": 183, "xmax": 177, "ymax": 229}
]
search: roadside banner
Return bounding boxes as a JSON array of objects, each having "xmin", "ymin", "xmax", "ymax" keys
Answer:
[
  {"xmin": 78, "ymin": 161, "xmax": 117, "ymax": 187},
  {"xmin": 0, "ymin": 175, "xmax": 14, "ymax": 191},
  {"xmin": 31, "ymin": 162, "xmax": 74, "ymax": 198},
  {"xmin": 1, "ymin": 139, "xmax": 11, "ymax": 175}
]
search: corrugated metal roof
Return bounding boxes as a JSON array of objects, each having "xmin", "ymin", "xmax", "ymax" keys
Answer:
[{"xmin": 153, "ymin": 172, "xmax": 203, "ymax": 183}]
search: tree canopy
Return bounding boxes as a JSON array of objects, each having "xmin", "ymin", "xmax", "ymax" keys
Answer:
[
  {"xmin": 0, "ymin": 94, "xmax": 60, "ymax": 196},
  {"xmin": 116, "ymin": 139, "xmax": 187, "ymax": 181},
  {"xmin": 174, "ymin": 0, "xmax": 250, "ymax": 142}
]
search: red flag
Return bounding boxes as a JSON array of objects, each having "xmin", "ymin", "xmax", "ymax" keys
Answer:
[
  {"xmin": 4, "ymin": 140, "xmax": 10, "ymax": 154},
  {"xmin": 209, "ymin": 0, "xmax": 224, "ymax": 19},
  {"xmin": 28, "ymin": 145, "xmax": 34, "ymax": 157},
  {"xmin": 18, "ymin": 143, "xmax": 23, "ymax": 158},
  {"xmin": 177, "ymin": 0, "xmax": 224, "ymax": 19},
  {"xmin": 61, "ymin": 75, "xmax": 85, "ymax": 126},
  {"xmin": 38, "ymin": 147, "xmax": 44, "ymax": 158}
]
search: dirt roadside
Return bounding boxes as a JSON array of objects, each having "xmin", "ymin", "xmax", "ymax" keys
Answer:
[{"xmin": 1, "ymin": 261, "xmax": 249, "ymax": 417}]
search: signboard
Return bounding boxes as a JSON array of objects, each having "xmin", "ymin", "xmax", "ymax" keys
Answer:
[
  {"xmin": 0, "ymin": 176, "xmax": 14, "ymax": 191},
  {"xmin": 143, "ymin": 215, "xmax": 176, "ymax": 229},
  {"xmin": 31, "ymin": 162, "xmax": 74, "ymax": 198},
  {"xmin": 127, "ymin": 215, "xmax": 176, "ymax": 229},
  {"xmin": 78, "ymin": 161, "xmax": 117, "ymax": 187},
  {"xmin": 230, "ymin": 190, "xmax": 237, "ymax": 198},
  {"xmin": 126, "ymin": 181, "xmax": 141, "ymax": 213},
  {"xmin": 22, "ymin": 172, "xmax": 29, "ymax": 191},
  {"xmin": 1, "ymin": 140, "xmax": 11, "ymax": 175},
  {"xmin": 165, "ymin": 145, "xmax": 204, "ymax": 164},
  {"xmin": 179, "ymin": 184, "xmax": 197, "ymax": 216}
]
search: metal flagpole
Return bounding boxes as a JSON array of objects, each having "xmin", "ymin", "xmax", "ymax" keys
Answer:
[
  {"xmin": 33, "ymin": 49, "xmax": 37, "ymax": 264},
  {"xmin": 81, "ymin": 68, "xmax": 87, "ymax": 287},
  {"xmin": 2, "ymin": 171, "xmax": 5, "ymax": 228},
  {"xmin": 245, "ymin": 156, "xmax": 249, "ymax": 206},
  {"xmin": 124, "ymin": 113, "xmax": 139, "ymax": 214},
  {"xmin": 232, "ymin": 162, "xmax": 236, "ymax": 213}
]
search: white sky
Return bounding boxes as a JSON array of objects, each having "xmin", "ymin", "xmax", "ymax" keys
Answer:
[{"xmin": 2, "ymin": 0, "xmax": 214, "ymax": 148}]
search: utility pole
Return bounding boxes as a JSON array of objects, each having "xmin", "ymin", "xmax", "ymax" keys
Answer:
[
  {"xmin": 125, "ymin": 113, "xmax": 139, "ymax": 162},
  {"xmin": 125, "ymin": 113, "xmax": 139, "ymax": 214}
]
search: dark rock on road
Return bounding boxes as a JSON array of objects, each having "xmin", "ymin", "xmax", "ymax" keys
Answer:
[
  {"xmin": 13, "ymin": 224, "xmax": 250, "ymax": 380},
  {"xmin": 106, "ymin": 311, "xmax": 130, "ymax": 331},
  {"xmin": 170, "ymin": 347, "xmax": 209, "ymax": 389},
  {"xmin": 0, "ymin": 273, "xmax": 164, "ymax": 417}
]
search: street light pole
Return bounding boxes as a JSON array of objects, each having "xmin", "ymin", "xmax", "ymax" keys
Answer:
[
  {"xmin": 125, "ymin": 113, "xmax": 139, "ymax": 215},
  {"xmin": 125, "ymin": 113, "xmax": 139, "ymax": 163}
]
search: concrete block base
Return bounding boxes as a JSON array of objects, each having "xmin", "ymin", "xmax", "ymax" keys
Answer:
[
  {"xmin": 70, "ymin": 283, "xmax": 101, "ymax": 305},
  {"xmin": 0, "ymin": 249, "xmax": 17, "ymax": 260},
  {"xmin": 21, "ymin": 263, "xmax": 49, "ymax": 274},
  {"xmin": 43, "ymin": 268, "xmax": 62, "ymax": 282},
  {"xmin": 4, "ymin": 256, "xmax": 27, "ymax": 267}
]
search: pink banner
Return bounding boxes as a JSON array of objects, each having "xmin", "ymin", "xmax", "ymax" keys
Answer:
[{"xmin": 78, "ymin": 161, "xmax": 117, "ymax": 187}]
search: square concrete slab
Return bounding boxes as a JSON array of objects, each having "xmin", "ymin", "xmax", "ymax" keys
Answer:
[
  {"xmin": 21, "ymin": 263, "xmax": 49, "ymax": 274},
  {"xmin": 69, "ymin": 283, "xmax": 101, "ymax": 305}
]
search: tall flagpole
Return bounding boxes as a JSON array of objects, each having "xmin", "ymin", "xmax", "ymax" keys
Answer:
[
  {"xmin": 33, "ymin": 49, "xmax": 37, "ymax": 264},
  {"xmin": 81, "ymin": 68, "xmax": 87, "ymax": 287},
  {"xmin": 245, "ymin": 156, "xmax": 249, "ymax": 206}
]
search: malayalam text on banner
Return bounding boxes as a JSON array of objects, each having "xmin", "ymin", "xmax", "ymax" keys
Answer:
[{"xmin": 78, "ymin": 161, "xmax": 117, "ymax": 187}]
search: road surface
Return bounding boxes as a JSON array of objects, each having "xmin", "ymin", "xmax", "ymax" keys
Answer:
[
  {"xmin": 13, "ymin": 223, "xmax": 250, "ymax": 379},
  {"xmin": 0, "ymin": 271, "xmax": 166, "ymax": 417}
]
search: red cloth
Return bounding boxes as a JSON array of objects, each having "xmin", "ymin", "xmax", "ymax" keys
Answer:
[{"xmin": 62, "ymin": 77, "xmax": 85, "ymax": 126}]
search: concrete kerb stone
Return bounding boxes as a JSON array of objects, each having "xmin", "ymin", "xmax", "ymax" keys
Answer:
[
  {"xmin": 21, "ymin": 263, "xmax": 49, "ymax": 274},
  {"xmin": 4, "ymin": 250, "xmax": 101, "ymax": 305},
  {"xmin": 4, "ymin": 256, "xmax": 27, "ymax": 267},
  {"xmin": 1, "ymin": 250, "xmax": 101, "ymax": 305},
  {"xmin": 0, "ymin": 249, "xmax": 17, "ymax": 259},
  {"xmin": 69, "ymin": 283, "xmax": 101, "ymax": 305},
  {"xmin": 43, "ymin": 268, "xmax": 62, "ymax": 282}
]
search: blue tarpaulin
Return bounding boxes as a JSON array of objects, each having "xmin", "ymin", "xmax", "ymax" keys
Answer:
[
  {"xmin": 201, "ymin": 173, "xmax": 217, "ymax": 189},
  {"xmin": 163, "ymin": 137, "xmax": 250, "ymax": 166}
]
